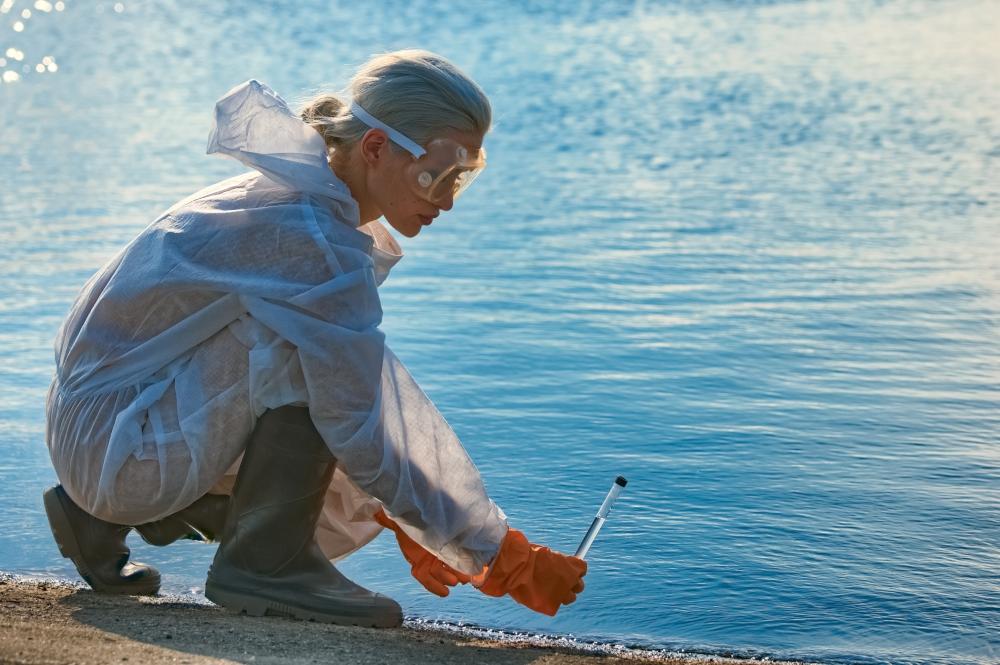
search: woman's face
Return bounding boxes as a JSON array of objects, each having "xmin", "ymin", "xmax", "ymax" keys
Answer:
[{"xmin": 365, "ymin": 127, "xmax": 485, "ymax": 238}]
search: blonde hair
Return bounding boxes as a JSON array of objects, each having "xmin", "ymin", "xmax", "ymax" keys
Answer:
[{"xmin": 300, "ymin": 49, "xmax": 491, "ymax": 166}]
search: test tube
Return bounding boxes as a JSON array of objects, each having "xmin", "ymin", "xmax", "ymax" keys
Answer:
[{"xmin": 574, "ymin": 476, "xmax": 628, "ymax": 559}]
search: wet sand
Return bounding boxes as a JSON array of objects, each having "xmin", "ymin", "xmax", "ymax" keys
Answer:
[{"xmin": 0, "ymin": 575, "xmax": 800, "ymax": 665}]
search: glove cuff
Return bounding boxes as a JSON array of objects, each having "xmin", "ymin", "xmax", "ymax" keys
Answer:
[{"xmin": 475, "ymin": 527, "xmax": 533, "ymax": 597}]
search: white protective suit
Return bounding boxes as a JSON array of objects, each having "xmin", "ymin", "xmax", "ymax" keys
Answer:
[{"xmin": 45, "ymin": 79, "xmax": 508, "ymax": 575}]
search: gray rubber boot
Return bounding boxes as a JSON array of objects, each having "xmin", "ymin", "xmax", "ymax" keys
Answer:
[
  {"xmin": 42, "ymin": 485, "xmax": 161, "ymax": 595},
  {"xmin": 135, "ymin": 494, "xmax": 230, "ymax": 546},
  {"xmin": 204, "ymin": 406, "xmax": 403, "ymax": 628}
]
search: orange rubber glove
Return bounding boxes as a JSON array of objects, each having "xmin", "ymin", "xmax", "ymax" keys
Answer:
[
  {"xmin": 473, "ymin": 527, "xmax": 587, "ymax": 616},
  {"xmin": 374, "ymin": 508, "xmax": 472, "ymax": 597}
]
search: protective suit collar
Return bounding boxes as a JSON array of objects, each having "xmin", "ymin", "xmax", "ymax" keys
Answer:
[
  {"xmin": 357, "ymin": 220, "xmax": 403, "ymax": 286},
  {"xmin": 206, "ymin": 79, "xmax": 361, "ymax": 226}
]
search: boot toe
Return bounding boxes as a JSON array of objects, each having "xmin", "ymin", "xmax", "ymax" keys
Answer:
[
  {"xmin": 80, "ymin": 560, "xmax": 161, "ymax": 595},
  {"xmin": 372, "ymin": 592, "xmax": 404, "ymax": 627},
  {"xmin": 117, "ymin": 561, "xmax": 162, "ymax": 593}
]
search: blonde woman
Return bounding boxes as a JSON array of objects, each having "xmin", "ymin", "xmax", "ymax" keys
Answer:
[{"xmin": 43, "ymin": 50, "xmax": 587, "ymax": 628}]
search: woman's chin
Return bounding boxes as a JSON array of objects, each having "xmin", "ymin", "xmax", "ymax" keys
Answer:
[
  {"xmin": 404, "ymin": 220, "xmax": 426, "ymax": 238},
  {"xmin": 383, "ymin": 217, "xmax": 421, "ymax": 238}
]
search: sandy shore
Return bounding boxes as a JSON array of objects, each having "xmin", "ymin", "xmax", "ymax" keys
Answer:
[{"xmin": 0, "ymin": 575, "xmax": 799, "ymax": 665}]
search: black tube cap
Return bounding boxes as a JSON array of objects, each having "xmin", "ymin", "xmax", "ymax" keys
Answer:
[{"xmin": 615, "ymin": 476, "xmax": 628, "ymax": 487}]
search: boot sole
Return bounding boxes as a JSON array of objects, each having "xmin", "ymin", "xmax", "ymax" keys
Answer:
[
  {"xmin": 204, "ymin": 579, "xmax": 403, "ymax": 628},
  {"xmin": 42, "ymin": 487, "xmax": 161, "ymax": 596}
]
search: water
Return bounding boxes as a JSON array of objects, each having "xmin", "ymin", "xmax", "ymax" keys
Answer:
[{"xmin": 1, "ymin": 1, "xmax": 998, "ymax": 663}]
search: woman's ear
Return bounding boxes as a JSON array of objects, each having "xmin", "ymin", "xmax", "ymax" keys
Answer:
[{"xmin": 360, "ymin": 128, "xmax": 390, "ymax": 167}]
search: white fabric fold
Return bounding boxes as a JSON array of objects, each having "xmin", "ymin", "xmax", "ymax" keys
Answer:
[
  {"xmin": 45, "ymin": 79, "xmax": 507, "ymax": 574},
  {"xmin": 207, "ymin": 79, "xmax": 359, "ymax": 222}
]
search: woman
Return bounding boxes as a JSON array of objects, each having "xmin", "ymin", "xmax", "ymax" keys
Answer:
[{"xmin": 42, "ymin": 50, "xmax": 586, "ymax": 628}]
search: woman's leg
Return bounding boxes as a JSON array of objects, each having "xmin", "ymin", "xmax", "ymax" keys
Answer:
[
  {"xmin": 205, "ymin": 405, "xmax": 402, "ymax": 627},
  {"xmin": 42, "ymin": 481, "xmax": 230, "ymax": 595},
  {"xmin": 44, "ymin": 326, "xmax": 252, "ymax": 593}
]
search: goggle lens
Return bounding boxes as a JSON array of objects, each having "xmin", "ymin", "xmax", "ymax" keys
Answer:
[{"xmin": 408, "ymin": 140, "xmax": 486, "ymax": 205}]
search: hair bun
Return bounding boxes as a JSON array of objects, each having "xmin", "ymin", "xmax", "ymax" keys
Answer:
[{"xmin": 301, "ymin": 95, "xmax": 344, "ymax": 123}]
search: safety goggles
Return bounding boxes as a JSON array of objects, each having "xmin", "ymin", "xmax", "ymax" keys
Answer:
[{"xmin": 350, "ymin": 101, "xmax": 486, "ymax": 206}]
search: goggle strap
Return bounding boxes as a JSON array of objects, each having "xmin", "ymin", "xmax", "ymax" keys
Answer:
[{"xmin": 349, "ymin": 102, "xmax": 426, "ymax": 158}]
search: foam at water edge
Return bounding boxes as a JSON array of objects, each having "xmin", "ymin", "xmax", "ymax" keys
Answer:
[
  {"xmin": 0, "ymin": 571, "xmax": 87, "ymax": 591},
  {"xmin": 404, "ymin": 616, "xmax": 809, "ymax": 664}
]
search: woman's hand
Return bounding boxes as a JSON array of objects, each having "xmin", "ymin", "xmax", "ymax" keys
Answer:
[
  {"xmin": 374, "ymin": 508, "xmax": 472, "ymax": 597},
  {"xmin": 473, "ymin": 527, "xmax": 587, "ymax": 616}
]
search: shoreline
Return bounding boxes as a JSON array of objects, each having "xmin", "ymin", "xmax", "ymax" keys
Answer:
[{"xmin": 0, "ymin": 574, "xmax": 804, "ymax": 665}]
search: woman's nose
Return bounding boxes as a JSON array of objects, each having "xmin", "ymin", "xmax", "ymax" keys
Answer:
[{"xmin": 436, "ymin": 191, "xmax": 455, "ymax": 212}]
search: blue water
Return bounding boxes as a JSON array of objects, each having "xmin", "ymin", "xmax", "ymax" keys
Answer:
[{"xmin": 2, "ymin": 1, "xmax": 998, "ymax": 663}]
